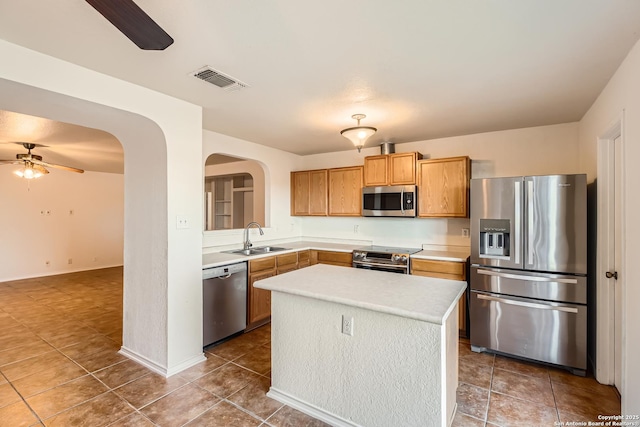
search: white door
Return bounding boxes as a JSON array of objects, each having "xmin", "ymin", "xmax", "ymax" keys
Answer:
[{"xmin": 613, "ymin": 135, "xmax": 622, "ymax": 393}]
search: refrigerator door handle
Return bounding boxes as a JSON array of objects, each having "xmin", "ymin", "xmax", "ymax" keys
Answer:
[
  {"xmin": 527, "ymin": 180, "xmax": 534, "ymax": 266},
  {"xmin": 514, "ymin": 181, "xmax": 521, "ymax": 264},
  {"xmin": 477, "ymin": 268, "xmax": 578, "ymax": 284},
  {"xmin": 476, "ymin": 293, "xmax": 579, "ymax": 313}
]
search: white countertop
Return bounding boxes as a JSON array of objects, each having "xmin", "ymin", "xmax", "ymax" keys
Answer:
[
  {"xmin": 255, "ymin": 264, "xmax": 466, "ymax": 325},
  {"xmin": 203, "ymin": 240, "xmax": 470, "ymax": 268},
  {"xmin": 412, "ymin": 248, "xmax": 470, "ymax": 263},
  {"xmin": 202, "ymin": 240, "xmax": 362, "ymax": 269}
]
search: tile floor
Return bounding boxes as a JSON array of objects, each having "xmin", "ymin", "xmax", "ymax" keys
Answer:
[{"xmin": 0, "ymin": 267, "xmax": 620, "ymax": 427}]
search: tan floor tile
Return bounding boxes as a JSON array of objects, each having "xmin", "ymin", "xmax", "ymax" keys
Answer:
[
  {"xmin": 178, "ymin": 353, "xmax": 227, "ymax": 382},
  {"xmin": 227, "ymin": 376, "xmax": 283, "ymax": 420},
  {"xmin": 141, "ymin": 383, "xmax": 220, "ymax": 427},
  {"xmin": 114, "ymin": 372, "xmax": 187, "ymax": 409},
  {"xmin": 93, "ymin": 359, "xmax": 151, "ymax": 389},
  {"xmin": 11, "ymin": 358, "xmax": 87, "ymax": 397},
  {"xmin": 491, "ymin": 367, "xmax": 555, "ymax": 407},
  {"xmin": 459, "ymin": 357, "xmax": 493, "ymax": 389},
  {"xmin": 108, "ymin": 412, "xmax": 156, "ymax": 427},
  {"xmin": 71, "ymin": 347, "xmax": 127, "ymax": 372},
  {"xmin": 0, "ymin": 382, "xmax": 22, "ymax": 409},
  {"xmin": 26, "ymin": 374, "xmax": 108, "ymax": 419},
  {"xmin": 459, "ymin": 342, "xmax": 495, "ymax": 367},
  {"xmin": 267, "ymin": 405, "xmax": 331, "ymax": 427},
  {"xmin": 493, "ymin": 355, "xmax": 550, "ymax": 379},
  {"xmin": 58, "ymin": 333, "xmax": 120, "ymax": 359},
  {"xmin": 552, "ymin": 381, "xmax": 620, "ymax": 420},
  {"xmin": 0, "ymin": 340, "xmax": 54, "ymax": 367},
  {"xmin": 0, "ymin": 400, "xmax": 40, "ymax": 427},
  {"xmin": 451, "ymin": 411, "xmax": 485, "ymax": 427},
  {"xmin": 0, "ymin": 332, "xmax": 44, "ymax": 353},
  {"xmin": 0, "ymin": 350, "xmax": 69, "ymax": 382},
  {"xmin": 233, "ymin": 346, "xmax": 271, "ymax": 375},
  {"xmin": 456, "ymin": 382, "xmax": 489, "ymax": 421},
  {"xmin": 196, "ymin": 363, "xmax": 261, "ymax": 398},
  {"xmin": 38, "ymin": 325, "xmax": 99, "ymax": 348},
  {"xmin": 549, "ymin": 367, "xmax": 609, "ymax": 392},
  {"xmin": 185, "ymin": 401, "xmax": 262, "ymax": 427},
  {"xmin": 43, "ymin": 391, "xmax": 133, "ymax": 427},
  {"xmin": 208, "ymin": 336, "xmax": 263, "ymax": 361},
  {"xmin": 487, "ymin": 391, "xmax": 559, "ymax": 426}
]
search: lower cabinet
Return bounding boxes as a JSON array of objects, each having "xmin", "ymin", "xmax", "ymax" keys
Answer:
[
  {"xmin": 310, "ymin": 250, "xmax": 352, "ymax": 267},
  {"xmin": 411, "ymin": 258, "xmax": 468, "ymax": 337},
  {"xmin": 247, "ymin": 250, "xmax": 312, "ymax": 330}
]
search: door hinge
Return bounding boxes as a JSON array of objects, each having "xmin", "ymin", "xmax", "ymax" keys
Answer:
[{"xmin": 606, "ymin": 271, "xmax": 618, "ymax": 280}]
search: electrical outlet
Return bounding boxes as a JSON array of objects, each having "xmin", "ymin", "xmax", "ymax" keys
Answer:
[
  {"xmin": 462, "ymin": 228, "xmax": 470, "ymax": 237},
  {"xmin": 341, "ymin": 315, "xmax": 354, "ymax": 336},
  {"xmin": 353, "ymin": 225, "xmax": 359, "ymax": 234},
  {"xmin": 68, "ymin": 258, "xmax": 73, "ymax": 265}
]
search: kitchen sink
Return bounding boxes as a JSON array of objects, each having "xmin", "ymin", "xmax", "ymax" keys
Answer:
[
  {"xmin": 224, "ymin": 246, "xmax": 289, "ymax": 256},
  {"xmin": 254, "ymin": 246, "xmax": 288, "ymax": 253}
]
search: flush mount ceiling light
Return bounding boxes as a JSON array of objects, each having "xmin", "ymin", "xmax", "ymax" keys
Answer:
[{"xmin": 340, "ymin": 114, "xmax": 377, "ymax": 153}]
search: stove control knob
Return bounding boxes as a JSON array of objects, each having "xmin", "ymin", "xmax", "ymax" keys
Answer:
[
  {"xmin": 400, "ymin": 255, "xmax": 408, "ymax": 262},
  {"xmin": 392, "ymin": 254, "xmax": 401, "ymax": 262}
]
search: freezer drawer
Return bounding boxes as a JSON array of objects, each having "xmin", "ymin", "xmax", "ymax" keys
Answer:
[
  {"xmin": 470, "ymin": 291, "xmax": 587, "ymax": 372},
  {"xmin": 471, "ymin": 266, "xmax": 586, "ymax": 304}
]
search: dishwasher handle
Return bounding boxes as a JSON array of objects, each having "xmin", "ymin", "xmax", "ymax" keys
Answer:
[{"xmin": 203, "ymin": 262, "xmax": 247, "ymax": 280}]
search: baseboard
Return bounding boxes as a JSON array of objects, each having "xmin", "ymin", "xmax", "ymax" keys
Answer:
[
  {"xmin": 119, "ymin": 346, "xmax": 205, "ymax": 378},
  {"xmin": 267, "ymin": 387, "xmax": 360, "ymax": 427}
]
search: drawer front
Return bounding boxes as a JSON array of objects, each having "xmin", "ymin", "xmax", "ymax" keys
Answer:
[
  {"xmin": 276, "ymin": 252, "xmax": 298, "ymax": 268},
  {"xmin": 411, "ymin": 259, "xmax": 465, "ymax": 280},
  {"xmin": 298, "ymin": 250, "xmax": 310, "ymax": 263},
  {"xmin": 249, "ymin": 256, "xmax": 276, "ymax": 273},
  {"xmin": 316, "ymin": 250, "xmax": 352, "ymax": 266}
]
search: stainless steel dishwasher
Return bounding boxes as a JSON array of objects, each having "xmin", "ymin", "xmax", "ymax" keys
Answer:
[{"xmin": 202, "ymin": 262, "xmax": 247, "ymax": 347}]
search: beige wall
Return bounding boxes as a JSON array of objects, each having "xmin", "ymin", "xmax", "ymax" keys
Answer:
[
  {"xmin": 0, "ymin": 170, "xmax": 124, "ymax": 282},
  {"xmin": 578, "ymin": 38, "xmax": 640, "ymax": 414}
]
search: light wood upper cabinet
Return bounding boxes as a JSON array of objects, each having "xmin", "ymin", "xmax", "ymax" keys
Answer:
[
  {"xmin": 389, "ymin": 152, "xmax": 422, "ymax": 185},
  {"xmin": 291, "ymin": 169, "xmax": 328, "ymax": 216},
  {"xmin": 363, "ymin": 155, "xmax": 389, "ymax": 186},
  {"xmin": 328, "ymin": 166, "xmax": 363, "ymax": 216},
  {"xmin": 364, "ymin": 152, "xmax": 422, "ymax": 186},
  {"xmin": 417, "ymin": 156, "xmax": 470, "ymax": 218}
]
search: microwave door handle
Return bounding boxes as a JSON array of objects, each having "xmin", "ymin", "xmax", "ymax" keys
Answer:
[{"xmin": 400, "ymin": 187, "xmax": 405, "ymax": 215}]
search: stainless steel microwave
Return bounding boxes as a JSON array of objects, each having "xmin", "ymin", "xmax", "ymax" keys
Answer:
[{"xmin": 362, "ymin": 185, "xmax": 417, "ymax": 217}]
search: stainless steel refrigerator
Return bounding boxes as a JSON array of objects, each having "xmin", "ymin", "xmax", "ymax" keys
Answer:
[{"xmin": 470, "ymin": 174, "xmax": 587, "ymax": 375}]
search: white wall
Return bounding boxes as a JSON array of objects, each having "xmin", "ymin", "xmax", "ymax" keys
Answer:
[
  {"xmin": 578, "ymin": 39, "xmax": 640, "ymax": 415},
  {"xmin": 0, "ymin": 40, "xmax": 204, "ymax": 376},
  {"xmin": 299, "ymin": 123, "xmax": 581, "ymax": 248},
  {"xmin": 0, "ymin": 170, "xmax": 124, "ymax": 281}
]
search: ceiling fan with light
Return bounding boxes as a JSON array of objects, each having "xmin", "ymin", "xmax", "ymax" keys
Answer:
[
  {"xmin": 0, "ymin": 143, "xmax": 84, "ymax": 179},
  {"xmin": 85, "ymin": 0, "xmax": 174, "ymax": 50}
]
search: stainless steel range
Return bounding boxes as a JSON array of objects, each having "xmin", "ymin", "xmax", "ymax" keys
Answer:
[{"xmin": 352, "ymin": 245, "xmax": 422, "ymax": 274}]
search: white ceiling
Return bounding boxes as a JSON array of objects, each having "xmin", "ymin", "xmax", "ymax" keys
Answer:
[{"xmin": 1, "ymin": 0, "xmax": 640, "ymax": 170}]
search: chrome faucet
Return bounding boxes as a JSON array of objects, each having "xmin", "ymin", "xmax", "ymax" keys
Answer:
[{"xmin": 243, "ymin": 222, "xmax": 264, "ymax": 249}]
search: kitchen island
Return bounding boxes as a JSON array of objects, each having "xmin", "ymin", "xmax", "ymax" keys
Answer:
[{"xmin": 255, "ymin": 264, "xmax": 465, "ymax": 427}]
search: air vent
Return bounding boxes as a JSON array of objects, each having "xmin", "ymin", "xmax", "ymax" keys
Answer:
[{"xmin": 192, "ymin": 66, "xmax": 249, "ymax": 91}]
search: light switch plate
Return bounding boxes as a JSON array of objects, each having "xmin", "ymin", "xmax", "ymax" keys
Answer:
[{"xmin": 176, "ymin": 216, "xmax": 189, "ymax": 229}]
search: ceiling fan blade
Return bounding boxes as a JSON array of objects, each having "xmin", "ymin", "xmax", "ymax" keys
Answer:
[
  {"xmin": 37, "ymin": 160, "xmax": 85, "ymax": 174},
  {"xmin": 0, "ymin": 160, "xmax": 23, "ymax": 165},
  {"xmin": 85, "ymin": 0, "xmax": 174, "ymax": 50}
]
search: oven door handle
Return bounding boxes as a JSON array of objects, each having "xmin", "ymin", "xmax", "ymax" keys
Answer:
[
  {"xmin": 476, "ymin": 293, "xmax": 578, "ymax": 313},
  {"xmin": 352, "ymin": 260, "xmax": 408, "ymax": 271},
  {"xmin": 476, "ymin": 268, "xmax": 578, "ymax": 284}
]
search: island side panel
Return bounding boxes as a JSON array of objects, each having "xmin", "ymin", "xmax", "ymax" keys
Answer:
[
  {"xmin": 268, "ymin": 292, "xmax": 447, "ymax": 427},
  {"xmin": 442, "ymin": 301, "xmax": 459, "ymax": 426}
]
